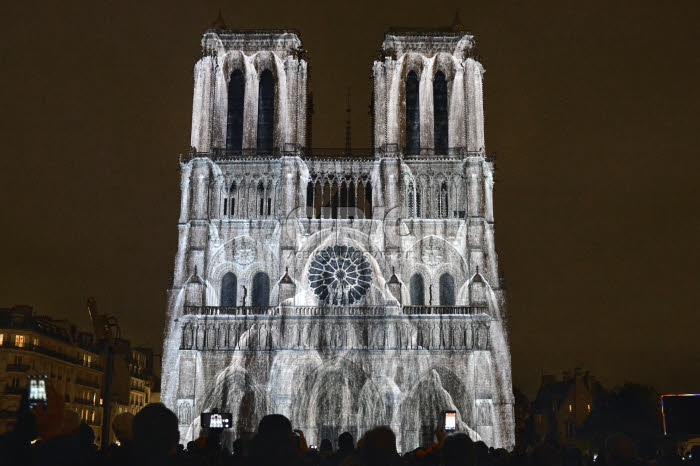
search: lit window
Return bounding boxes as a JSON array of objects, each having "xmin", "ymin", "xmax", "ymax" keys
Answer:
[
  {"xmin": 587, "ymin": 403, "xmax": 591, "ymax": 411},
  {"xmin": 0, "ymin": 334, "xmax": 4, "ymax": 346},
  {"xmin": 15, "ymin": 335, "xmax": 25, "ymax": 348},
  {"xmin": 569, "ymin": 404, "xmax": 573, "ymax": 413},
  {"xmin": 32, "ymin": 337, "xmax": 39, "ymax": 347}
]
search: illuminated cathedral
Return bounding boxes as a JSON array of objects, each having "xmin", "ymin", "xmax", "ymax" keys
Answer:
[{"xmin": 161, "ymin": 21, "xmax": 515, "ymax": 450}]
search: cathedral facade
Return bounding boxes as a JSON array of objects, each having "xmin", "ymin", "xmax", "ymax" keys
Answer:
[{"xmin": 161, "ymin": 26, "xmax": 515, "ymax": 451}]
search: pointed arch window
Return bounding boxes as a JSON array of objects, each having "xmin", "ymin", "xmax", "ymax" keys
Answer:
[
  {"xmin": 364, "ymin": 182, "xmax": 373, "ymax": 219},
  {"xmin": 406, "ymin": 71, "xmax": 420, "ymax": 155},
  {"xmin": 226, "ymin": 70, "xmax": 245, "ymax": 154},
  {"xmin": 407, "ymin": 181, "xmax": 415, "ymax": 217},
  {"xmin": 221, "ymin": 272, "xmax": 237, "ymax": 307},
  {"xmin": 229, "ymin": 182, "xmax": 237, "ymax": 217},
  {"xmin": 306, "ymin": 181, "xmax": 315, "ymax": 219},
  {"xmin": 416, "ymin": 183, "xmax": 422, "ymax": 218},
  {"xmin": 439, "ymin": 273, "xmax": 455, "ymax": 306},
  {"xmin": 439, "ymin": 182, "xmax": 449, "ymax": 218},
  {"xmin": 410, "ymin": 274, "xmax": 425, "ymax": 306},
  {"xmin": 257, "ymin": 70, "xmax": 275, "ymax": 154},
  {"xmin": 252, "ymin": 272, "xmax": 270, "ymax": 307},
  {"xmin": 257, "ymin": 181, "xmax": 265, "ymax": 217},
  {"xmin": 433, "ymin": 71, "xmax": 448, "ymax": 155}
]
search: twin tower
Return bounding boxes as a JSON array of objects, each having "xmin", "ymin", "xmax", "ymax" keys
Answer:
[{"xmin": 161, "ymin": 25, "xmax": 515, "ymax": 451}]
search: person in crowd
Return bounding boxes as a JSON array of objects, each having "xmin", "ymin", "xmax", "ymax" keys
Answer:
[
  {"xmin": 247, "ymin": 414, "xmax": 304, "ymax": 466},
  {"xmin": 357, "ymin": 426, "xmax": 403, "ymax": 466},
  {"xmin": 100, "ymin": 412, "xmax": 135, "ymax": 465},
  {"xmin": 440, "ymin": 433, "xmax": 474, "ymax": 466},
  {"xmin": 132, "ymin": 402, "xmax": 182, "ymax": 466},
  {"xmin": 325, "ymin": 432, "xmax": 355, "ymax": 466}
]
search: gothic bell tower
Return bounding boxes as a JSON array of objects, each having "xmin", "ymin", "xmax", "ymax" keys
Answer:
[{"xmin": 161, "ymin": 20, "xmax": 514, "ymax": 451}]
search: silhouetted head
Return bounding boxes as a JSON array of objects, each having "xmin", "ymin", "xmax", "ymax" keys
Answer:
[
  {"xmin": 111, "ymin": 412, "xmax": 134, "ymax": 444},
  {"xmin": 133, "ymin": 403, "xmax": 180, "ymax": 458},
  {"xmin": 78, "ymin": 422, "xmax": 95, "ymax": 447},
  {"xmin": 257, "ymin": 414, "xmax": 293, "ymax": 441},
  {"xmin": 442, "ymin": 433, "xmax": 474, "ymax": 466},
  {"xmin": 360, "ymin": 426, "xmax": 397, "ymax": 466},
  {"xmin": 320, "ymin": 439, "xmax": 333, "ymax": 452},
  {"xmin": 249, "ymin": 414, "xmax": 296, "ymax": 464},
  {"xmin": 338, "ymin": 431, "xmax": 354, "ymax": 452}
]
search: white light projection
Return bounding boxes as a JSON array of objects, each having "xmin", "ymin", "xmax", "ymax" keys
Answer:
[
  {"xmin": 309, "ymin": 246, "xmax": 372, "ymax": 305},
  {"xmin": 161, "ymin": 29, "xmax": 515, "ymax": 451}
]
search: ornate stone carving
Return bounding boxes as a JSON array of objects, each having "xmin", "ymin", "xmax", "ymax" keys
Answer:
[
  {"xmin": 421, "ymin": 237, "xmax": 444, "ymax": 266},
  {"xmin": 309, "ymin": 246, "xmax": 372, "ymax": 305},
  {"xmin": 233, "ymin": 237, "xmax": 256, "ymax": 265}
]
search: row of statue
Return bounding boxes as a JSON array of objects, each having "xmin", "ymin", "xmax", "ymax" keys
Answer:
[{"xmin": 180, "ymin": 320, "xmax": 491, "ymax": 351}]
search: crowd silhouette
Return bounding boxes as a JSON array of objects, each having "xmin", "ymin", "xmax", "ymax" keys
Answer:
[{"xmin": 0, "ymin": 397, "xmax": 697, "ymax": 466}]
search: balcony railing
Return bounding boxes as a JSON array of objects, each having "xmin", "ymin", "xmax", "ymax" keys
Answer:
[
  {"xmin": 0, "ymin": 343, "xmax": 103, "ymax": 371},
  {"xmin": 402, "ymin": 306, "xmax": 488, "ymax": 315},
  {"xmin": 73, "ymin": 398, "xmax": 97, "ymax": 406},
  {"xmin": 183, "ymin": 305, "xmax": 488, "ymax": 317},
  {"xmin": 179, "ymin": 145, "xmax": 488, "ymax": 163},
  {"xmin": 75, "ymin": 378, "xmax": 100, "ymax": 389},
  {"xmin": 290, "ymin": 306, "xmax": 387, "ymax": 316},
  {"xmin": 4, "ymin": 386, "xmax": 24, "ymax": 395},
  {"xmin": 184, "ymin": 306, "xmax": 279, "ymax": 316},
  {"xmin": 6, "ymin": 364, "xmax": 30, "ymax": 372}
]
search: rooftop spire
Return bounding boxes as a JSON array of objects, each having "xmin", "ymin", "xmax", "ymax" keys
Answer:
[
  {"xmin": 344, "ymin": 87, "xmax": 352, "ymax": 154},
  {"xmin": 210, "ymin": 9, "xmax": 228, "ymax": 30},
  {"xmin": 451, "ymin": 11, "xmax": 465, "ymax": 31}
]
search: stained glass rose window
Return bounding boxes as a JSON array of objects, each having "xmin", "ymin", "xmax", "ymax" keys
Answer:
[{"xmin": 309, "ymin": 245, "xmax": 372, "ymax": 305}]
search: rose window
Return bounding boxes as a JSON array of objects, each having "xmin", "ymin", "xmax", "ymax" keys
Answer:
[{"xmin": 309, "ymin": 245, "xmax": 372, "ymax": 305}]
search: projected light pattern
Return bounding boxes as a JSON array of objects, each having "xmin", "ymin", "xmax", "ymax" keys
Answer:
[
  {"xmin": 309, "ymin": 245, "xmax": 372, "ymax": 305},
  {"xmin": 161, "ymin": 29, "xmax": 516, "ymax": 451}
]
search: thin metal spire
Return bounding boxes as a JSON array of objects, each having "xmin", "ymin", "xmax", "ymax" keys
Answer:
[{"xmin": 345, "ymin": 87, "xmax": 352, "ymax": 154}]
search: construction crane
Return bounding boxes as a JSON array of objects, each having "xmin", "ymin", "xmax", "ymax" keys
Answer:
[{"xmin": 86, "ymin": 297, "xmax": 120, "ymax": 449}]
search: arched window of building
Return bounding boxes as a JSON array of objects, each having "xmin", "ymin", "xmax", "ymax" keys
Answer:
[
  {"xmin": 433, "ymin": 71, "xmax": 448, "ymax": 155},
  {"xmin": 410, "ymin": 274, "xmax": 425, "ymax": 306},
  {"xmin": 257, "ymin": 69, "xmax": 275, "ymax": 154},
  {"xmin": 266, "ymin": 180, "xmax": 273, "ymax": 216},
  {"xmin": 306, "ymin": 181, "xmax": 314, "ymax": 219},
  {"xmin": 229, "ymin": 181, "xmax": 237, "ymax": 217},
  {"xmin": 226, "ymin": 70, "xmax": 245, "ymax": 154},
  {"xmin": 257, "ymin": 181, "xmax": 265, "ymax": 217},
  {"xmin": 252, "ymin": 272, "xmax": 270, "ymax": 307},
  {"xmin": 405, "ymin": 71, "xmax": 420, "ymax": 155},
  {"xmin": 416, "ymin": 183, "xmax": 422, "ymax": 218},
  {"xmin": 364, "ymin": 182, "xmax": 373, "ymax": 219},
  {"xmin": 439, "ymin": 182, "xmax": 449, "ymax": 218},
  {"xmin": 221, "ymin": 272, "xmax": 237, "ymax": 307},
  {"xmin": 407, "ymin": 181, "xmax": 415, "ymax": 217},
  {"xmin": 439, "ymin": 273, "xmax": 455, "ymax": 306}
]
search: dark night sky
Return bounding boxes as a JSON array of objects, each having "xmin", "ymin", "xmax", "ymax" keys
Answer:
[{"xmin": 1, "ymin": 0, "xmax": 699, "ymax": 397}]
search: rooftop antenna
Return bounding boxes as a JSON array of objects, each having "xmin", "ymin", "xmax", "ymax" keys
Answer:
[
  {"xmin": 451, "ymin": 11, "xmax": 465, "ymax": 31},
  {"xmin": 345, "ymin": 87, "xmax": 352, "ymax": 154}
]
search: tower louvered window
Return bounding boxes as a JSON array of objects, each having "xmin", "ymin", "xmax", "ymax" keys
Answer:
[
  {"xmin": 226, "ymin": 70, "xmax": 245, "ymax": 154},
  {"xmin": 406, "ymin": 71, "xmax": 420, "ymax": 155},
  {"xmin": 257, "ymin": 70, "xmax": 275, "ymax": 154},
  {"xmin": 433, "ymin": 71, "xmax": 448, "ymax": 155}
]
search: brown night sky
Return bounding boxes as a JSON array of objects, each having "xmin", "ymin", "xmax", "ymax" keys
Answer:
[{"xmin": 1, "ymin": 0, "xmax": 698, "ymax": 397}]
